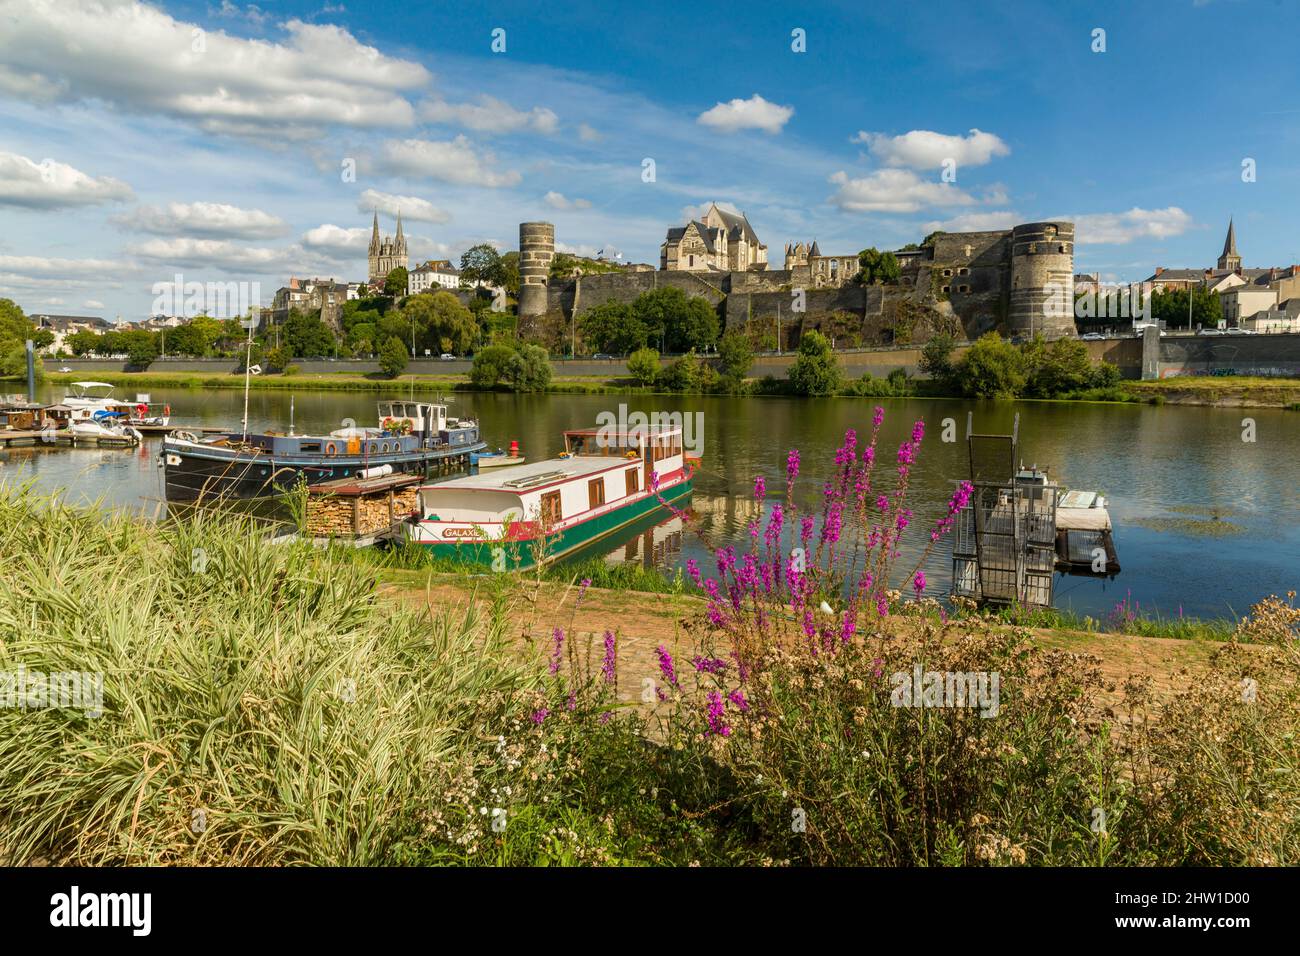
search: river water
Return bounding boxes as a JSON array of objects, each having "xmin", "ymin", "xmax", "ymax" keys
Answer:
[{"xmin": 4, "ymin": 384, "xmax": 1297, "ymax": 622}]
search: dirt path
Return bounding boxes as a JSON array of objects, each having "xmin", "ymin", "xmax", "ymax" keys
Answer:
[{"xmin": 381, "ymin": 572, "xmax": 1234, "ymax": 711}]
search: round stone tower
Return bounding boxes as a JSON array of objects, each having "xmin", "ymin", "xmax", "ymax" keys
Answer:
[
  {"xmin": 518, "ymin": 221, "xmax": 555, "ymax": 320},
  {"xmin": 1009, "ymin": 221, "xmax": 1076, "ymax": 338}
]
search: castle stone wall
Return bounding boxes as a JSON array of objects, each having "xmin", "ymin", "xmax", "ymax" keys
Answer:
[
  {"xmin": 518, "ymin": 221, "xmax": 555, "ymax": 321},
  {"xmin": 1009, "ymin": 221, "xmax": 1076, "ymax": 337}
]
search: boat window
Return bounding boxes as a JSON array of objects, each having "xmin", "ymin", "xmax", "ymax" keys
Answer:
[
  {"xmin": 588, "ymin": 478, "xmax": 605, "ymax": 509},
  {"xmin": 626, "ymin": 469, "xmax": 639, "ymax": 496},
  {"xmin": 540, "ymin": 491, "xmax": 563, "ymax": 527},
  {"xmin": 300, "ymin": 441, "xmax": 322, "ymax": 452}
]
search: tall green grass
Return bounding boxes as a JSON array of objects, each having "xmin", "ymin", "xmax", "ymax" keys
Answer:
[{"xmin": 0, "ymin": 490, "xmax": 536, "ymax": 865}]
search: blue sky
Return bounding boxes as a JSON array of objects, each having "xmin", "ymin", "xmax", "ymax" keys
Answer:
[{"xmin": 2, "ymin": 0, "xmax": 1298, "ymax": 321}]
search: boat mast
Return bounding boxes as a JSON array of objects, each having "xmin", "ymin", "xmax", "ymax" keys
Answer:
[{"xmin": 240, "ymin": 308, "xmax": 258, "ymax": 441}]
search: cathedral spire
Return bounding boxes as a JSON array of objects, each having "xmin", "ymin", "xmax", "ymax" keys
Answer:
[
  {"xmin": 395, "ymin": 210, "xmax": 405, "ymax": 253},
  {"xmin": 1218, "ymin": 216, "xmax": 1241, "ymax": 272},
  {"xmin": 369, "ymin": 210, "xmax": 380, "ymax": 255}
]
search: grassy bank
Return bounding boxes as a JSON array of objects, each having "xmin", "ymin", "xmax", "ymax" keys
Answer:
[
  {"xmin": 2, "ymin": 490, "xmax": 1298, "ymax": 866},
  {"xmin": 16, "ymin": 368, "xmax": 1300, "ymax": 409}
]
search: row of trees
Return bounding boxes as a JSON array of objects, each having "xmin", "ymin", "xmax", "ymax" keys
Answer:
[
  {"xmin": 921, "ymin": 332, "xmax": 1121, "ymax": 399},
  {"xmin": 578, "ymin": 287, "xmax": 721, "ymax": 355},
  {"xmin": 0, "ymin": 298, "xmax": 44, "ymax": 379}
]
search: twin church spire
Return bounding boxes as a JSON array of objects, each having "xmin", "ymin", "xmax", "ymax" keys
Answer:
[{"xmin": 367, "ymin": 209, "xmax": 407, "ymax": 284}]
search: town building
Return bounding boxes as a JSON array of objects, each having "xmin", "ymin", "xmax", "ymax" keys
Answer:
[
  {"xmin": 408, "ymin": 260, "xmax": 462, "ymax": 295},
  {"xmin": 29, "ymin": 313, "xmax": 112, "ymax": 353},
  {"xmin": 660, "ymin": 203, "xmax": 768, "ymax": 272},
  {"xmin": 270, "ymin": 277, "xmax": 352, "ymax": 330}
]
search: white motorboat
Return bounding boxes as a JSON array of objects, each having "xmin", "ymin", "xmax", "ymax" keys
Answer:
[
  {"xmin": 64, "ymin": 381, "xmax": 170, "ymax": 426},
  {"xmin": 68, "ymin": 410, "xmax": 143, "ymax": 446}
]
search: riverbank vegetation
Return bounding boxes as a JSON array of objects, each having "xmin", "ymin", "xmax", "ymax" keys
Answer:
[{"xmin": 4, "ymin": 415, "xmax": 1296, "ymax": 866}]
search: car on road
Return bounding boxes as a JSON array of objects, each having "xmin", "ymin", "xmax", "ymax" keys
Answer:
[
  {"xmin": 1197, "ymin": 328, "xmax": 1226, "ymax": 336},
  {"xmin": 57, "ymin": 365, "xmax": 73, "ymax": 372},
  {"xmin": 439, "ymin": 353, "xmax": 456, "ymax": 360},
  {"xmin": 591, "ymin": 353, "xmax": 613, "ymax": 359},
  {"xmin": 1080, "ymin": 332, "xmax": 1106, "ymax": 341}
]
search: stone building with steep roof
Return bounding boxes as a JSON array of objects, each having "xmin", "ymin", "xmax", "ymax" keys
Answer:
[
  {"xmin": 659, "ymin": 203, "xmax": 767, "ymax": 272},
  {"xmin": 367, "ymin": 210, "xmax": 408, "ymax": 285}
]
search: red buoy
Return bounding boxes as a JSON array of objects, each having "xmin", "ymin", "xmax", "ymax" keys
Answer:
[{"xmin": 508, "ymin": 440, "xmax": 520, "ymax": 457}]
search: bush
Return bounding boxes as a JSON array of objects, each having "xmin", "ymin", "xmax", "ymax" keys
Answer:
[
  {"xmin": 626, "ymin": 347, "xmax": 660, "ymax": 386},
  {"xmin": 659, "ymin": 350, "xmax": 702, "ymax": 391},
  {"xmin": 716, "ymin": 329, "xmax": 753, "ymax": 380},
  {"xmin": 956, "ymin": 332, "xmax": 1026, "ymax": 398},
  {"xmin": 378, "ymin": 336, "xmax": 409, "ymax": 378},
  {"xmin": 919, "ymin": 333, "xmax": 957, "ymax": 391},
  {"xmin": 470, "ymin": 344, "xmax": 517, "ymax": 388},
  {"xmin": 787, "ymin": 330, "xmax": 842, "ymax": 396},
  {"xmin": 504, "ymin": 343, "xmax": 553, "ymax": 392}
]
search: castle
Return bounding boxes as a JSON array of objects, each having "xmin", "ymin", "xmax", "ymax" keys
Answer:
[
  {"xmin": 660, "ymin": 203, "xmax": 768, "ymax": 272},
  {"xmin": 367, "ymin": 211, "xmax": 408, "ymax": 286},
  {"xmin": 520, "ymin": 218, "xmax": 1078, "ymax": 344}
]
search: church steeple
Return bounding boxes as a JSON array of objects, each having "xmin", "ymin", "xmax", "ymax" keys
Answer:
[
  {"xmin": 1218, "ymin": 217, "xmax": 1241, "ymax": 272},
  {"xmin": 369, "ymin": 210, "xmax": 380, "ymax": 255},
  {"xmin": 395, "ymin": 210, "xmax": 405, "ymax": 253}
]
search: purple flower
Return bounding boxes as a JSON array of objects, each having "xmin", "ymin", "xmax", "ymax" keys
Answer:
[
  {"xmin": 873, "ymin": 406, "xmax": 885, "ymax": 427},
  {"xmin": 913, "ymin": 571, "xmax": 926, "ymax": 597},
  {"xmin": 786, "ymin": 448, "xmax": 801, "ymax": 482},
  {"xmin": 876, "ymin": 494, "xmax": 889, "ymax": 513},
  {"xmin": 649, "ymin": 470, "xmax": 660, "ymax": 492},
  {"xmin": 692, "ymin": 656, "xmax": 728, "ymax": 674},
  {"xmin": 548, "ymin": 627, "xmax": 565, "ymax": 674},
  {"xmin": 656, "ymin": 644, "xmax": 679, "ymax": 688},
  {"xmin": 727, "ymin": 688, "xmax": 750, "ymax": 712},
  {"xmin": 686, "ymin": 557, "xmax": 703, "ymax": 588},
  {"xmin": 602, "ymin": 630, "xmax": 617, "ymax": 684},
  {"xmin": 754, "ymin": 475, "xmax": 767, "ymax": 500},
  {"xmin": 599, "ymin": 711, "xmax": 613, "ymax": 725},
  {"xmin": 577, "ymin": 577, "xmax": 592, "ymax": 604},
  {"xmin": 911, "ymin": 420, "xmax": 925, "ymax": 443},
  {"xmin": 705, "ymin": 690, "xmax": 731, "ymax": 737},
  {"xmin": 531, "ymin": 708, "xmax": 549, "ymax": 725}
]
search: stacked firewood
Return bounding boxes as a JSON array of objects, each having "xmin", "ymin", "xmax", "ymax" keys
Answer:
[{"xmin": 305, "ymin": 487, "xmax": 422, "ymax": 537}]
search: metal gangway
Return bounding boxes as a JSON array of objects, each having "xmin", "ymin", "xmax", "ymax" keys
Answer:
[{"xmin": 951, "ymin": 412, "xmax": 1058, "ymax": 608}]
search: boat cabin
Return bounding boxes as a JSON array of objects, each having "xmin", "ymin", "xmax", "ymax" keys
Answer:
[{"xmin": 379, "ymin": 401, "xmax": 447, "ymax": 437}]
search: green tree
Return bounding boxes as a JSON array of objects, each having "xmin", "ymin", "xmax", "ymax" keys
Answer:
[
  {"xmin": 66, "ymin": 330, "xmax": 99, "ymax": 356},
  {"xmin": 284, "ymin": 310, "xmax": 335, "ymax": 357},
  {"xmin": 384, "ymin": 267, "xmax": 409, "ymax": 298},
  {"xmin": 1150, "ymin": 288, "xmax": 1221, "ymax": 330},
  {"xmin": 788, "ymin": 330, "xmax": 842, "ymax": 396},
  {"xmin": 717, "ymin": 329, "xmax": 754, "ymax": 380},
  {"xmin": 264, "ymin": 345, "xmax": 292, "ymax": 373},
  {"xmin": 460, "ymin": 244, "xmax": 505, "ymax": 288},
  {"xmin": 164, "ymin": 322, "xmax": 208, "ymax": 357},
  {"xmin": 626, "ymin": 347, "xmax": 660, "ymax": 385},
  {"xmin": 630, "ymin": 287, "xmax": 719, "ymax": 353},
  {"xmin": 1026, "ymin": 336, "xmax": 1093, "ymax": 397},
  {"xmin": 378, "ymin": 336, "xmax": 408, "ymax": 378},
  {"xmin": 498, "ymin": 251, "xmax": 520, "ymax": 295},
  {"xmin": 579, "ymin": 301, "xmax": 647, "ymax": 355},
  {"xmin": 956, "ymin": 332, "xmax": 1026, "ymax": 398},
  {"xmin": 921, "ymin": 230, "xmax": 946, "ymax": 248},
  {"xmin": 919, "ymin": 332, "xmax": 957, "ymax": 392},
  {"xmin": 856, "ymin": 248, "xmax": 901, "ymax": 285},
  {"xmin": 123, "ymin": 330, "xmax": 158, "ymax": 368},
  {"xmin": 505, "ymin": 343, "xmax": 552, "ymax": 392},
  {"xmin": 470, "ymin": 344, "xmax": 517, "ymax": 388},
  {"xmin": 403, "ymin": 291, "xmax": 477, "ymax": 355}
]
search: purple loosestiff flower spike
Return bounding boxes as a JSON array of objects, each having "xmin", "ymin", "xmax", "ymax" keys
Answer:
[
  {"xmin": 649, "ymin": 470, "xmax": 660, "ymax": 492},
  {"xmin": 912, "ymin": 420, "xmax": 925, "ymax": 444},
  {"xmin": 873, "ymin": 406, "xmax": 885, "ymax": 427},
  {"xmin": 786, "ymin": 448, "xmax": 800, "ymax": 482},
  {"xmin": 800, "ymin": 514, "xmax": 815, "ymax": 544},
  {"xmin": 754, "ymin": 475, "xmax": 766, "ymax": 500},
  {"xmin": 727, "ymin": 688, "xmax": 750, "ymax": 712},
  {"xmin": 913, "ymin": 571, "xmax": 926, "ymax": 597},
  {"xmin": 876, "ymin": 595, "xmax": 889, "ymax": 618},
  {"xmin": 531, "ymin": 708, "xmax": 549, "ymax": 725},
  {"xmin": 692, "ymin": 656, "xmax": 728, "ymax": 674},
  {"xmin": 707, "ymin": 602, "xmax": 727, "ymax": 627},
  {"xmin": 577, "ymin": 577, "xmax": 592, "ymax": 605},
  {"xmin": 548, "ymin": 627, "xmax": 565, "ymax": 674},
  {"xmin": 686, "ymin": 558, "xmax": 702, "ymax": 588},
  {"xmin": 704, "ymin": 578, "xmax": 721, "ymax": 602},
  {"xmin": 656, "ymin": 645, "xmax": 679, "ymax": 688},
  {"xmin": 876, "ymin": 494, "xmax": 889, "ymax": 513},
  {"xmin": 599, "ymin": 711, "xmax": 612, "ymax": 725},
  {"xmin": 602, "ymin": 630, "xmax": 617, "ymax": 684},
  {"xmin": 705, "ymin": 691, "xmax": 731, "ymax": 737}
]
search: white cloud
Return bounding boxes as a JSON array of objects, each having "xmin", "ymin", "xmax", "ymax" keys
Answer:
[
  {"xmin": 1064, "ymin": 207, "xmax": 1193, "ymax": 244},
  {"xmin": 300, "ymin": 224, "xmax": 369, "ymax": 256},
  {"xmin": 127, "ymin": 237, "xmax": 303, "ymax": 273},
  {"xmin": 0, "ymin": 255, "xmax": 126, "ymax": 276},
  {"xmin": 83, "ymin": 299, "xmax": 106, "ymax": 309},
  {"xmin": 697, "ymin": 94, "xmax": 793, "ymax": 134},
  {"xmin": 0, "ymin": 1, "xmax": 428, "ymax": 139},
  {"xmin": 922, "ymin": 211, "xmax": 1023, "ymax": 233},
  {"xmin": 577, "ymin": 123, "xmax": 602, "ymax": 142},
  {"xmin": 379, "ymin": 137, "xmax": 521, "ymax": 187},
  {"xmin": 852, "ymin": 128, "xmax": 1010, "ymax": 169},
  {"xmin": 357, "ymin": 189, "xmax": 450, "ymax": 224},
  {"xmin": 828, "ymin": 169, "xmax": 977, "ymax": 214},
  {"xmin": 420, "ymin": 95, "xmax": 558, "ymax": 135},
  {"xmin": 42, "ymin": 297, "xmax": 65, "ymax": 305},
  {"xmin": 0, "ymin": 151, "xmax": 133, "ymax": 209},
  {"xmin": 113, "ymin": 201, "xmax": 288, "ymax": 238},
  {"xmin": 544, "ymin": 191, "xmax": 591, "ymax": 210}
]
